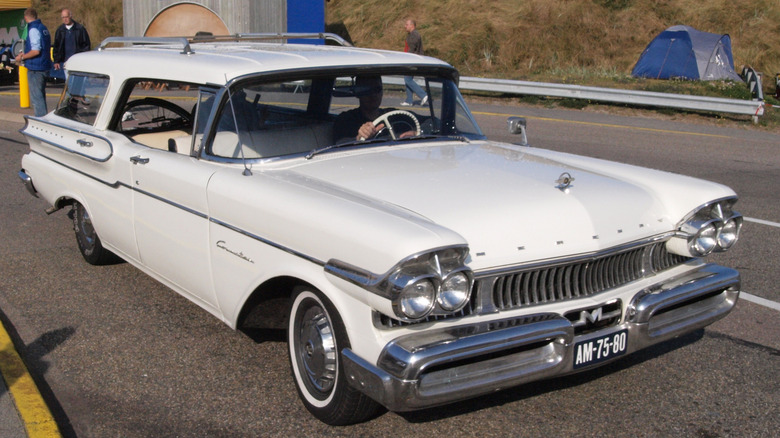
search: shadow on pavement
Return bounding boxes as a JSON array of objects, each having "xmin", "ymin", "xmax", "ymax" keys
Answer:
[{"xmin": 0, "ymin": 309, "xmax": 78, "ymax": 437}]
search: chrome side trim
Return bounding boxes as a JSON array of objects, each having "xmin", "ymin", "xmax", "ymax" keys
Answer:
[
  {"xmin": 24, "ymin": 151, "xmax": 324, "ymax": 267},
  {"xmin": 209, "ymin": 217, "xmax": 325, "ymax": 267},
  {"xmin": 343, "ymin": 263, "xmax": 739, "ymax": 411},
  {"xmin": 18, "ymin": 170, "xmax": 38, "ymax": 198},
  {"xmin": 20, "ymin": 118, "xmax": 115, "ymax": 162},
  {"xmin": 28, "ymin": 150, "xmax": 124, "ymax": 189}
]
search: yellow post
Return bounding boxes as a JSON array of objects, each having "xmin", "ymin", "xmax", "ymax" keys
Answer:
[{"xmin": 18, "ymin": 64, "xmax": 30, "ymax": 108}]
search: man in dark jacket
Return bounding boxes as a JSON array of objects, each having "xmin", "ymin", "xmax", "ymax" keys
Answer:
[{"xmin": 53, "ymin": 8, "xmax": 91, "ymax": 72}]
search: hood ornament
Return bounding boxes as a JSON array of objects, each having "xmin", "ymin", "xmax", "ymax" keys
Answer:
[{"xmin": 555, "ymin": 172, "xmax": 575, "ymax": 192}]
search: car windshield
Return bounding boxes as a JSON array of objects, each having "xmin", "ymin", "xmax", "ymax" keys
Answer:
[{"xmin": 205, "ymin": 73, "xmax": 485, "ymax": 160}]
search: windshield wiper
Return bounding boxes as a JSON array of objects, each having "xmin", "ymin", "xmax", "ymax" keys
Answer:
[{"xmin": 394, "ymin": 134, "xmax": 471, "ymax": 143}]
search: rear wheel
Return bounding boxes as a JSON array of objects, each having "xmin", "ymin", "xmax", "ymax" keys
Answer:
[
  {"xmin": 72, "ymin": 202, "xmax": 119, "ymax": 265},
  {"xmin": 288, "ymin": 286, "xmax": 381, "ymax": 425}
]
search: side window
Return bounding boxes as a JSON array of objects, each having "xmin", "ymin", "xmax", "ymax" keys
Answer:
[
  {"xmin": 207, "ymin": 79, "xmax": 334, "ymax": 160},
  {"xmin": 112, "ymin": 80, "xmax": 200, "ymax": 153},
  {"xmin": 54, "ymin": 73, "xmax": 109, "ymax": 125}
]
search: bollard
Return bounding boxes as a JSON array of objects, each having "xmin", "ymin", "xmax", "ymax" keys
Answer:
[{"xmin": 18, "ymin": 64, "xmax": 29, "ymax": 108}]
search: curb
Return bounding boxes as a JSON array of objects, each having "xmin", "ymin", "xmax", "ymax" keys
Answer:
[{"xmin": 0, "ymin": 319, "xmax": 62, "ymax": 438}]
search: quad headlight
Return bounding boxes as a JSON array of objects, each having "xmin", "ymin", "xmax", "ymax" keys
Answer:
[
  {"xmin": 387, "ymin": 246, "xmax": 474, "ymax": 321},
  {"xmin": 667, "ymin": 197, "xmax": 742, "ymax": 257},
  {"xmin": 324, "ymin": 246, "xmax": 474, "ymax": 322}
]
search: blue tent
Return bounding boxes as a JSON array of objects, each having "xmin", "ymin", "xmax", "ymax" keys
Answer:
[{"xmin": 632, "ymin": 25, "xmax": 742, "ymax": 81}]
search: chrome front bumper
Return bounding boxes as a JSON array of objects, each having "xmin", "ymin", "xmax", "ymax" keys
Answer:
[{"xmin": 343, "ymin": 263, "xmax": 739, "ymax": 411}]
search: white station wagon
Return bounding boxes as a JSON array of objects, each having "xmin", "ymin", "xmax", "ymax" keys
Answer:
[{"xmin": 19, "ymin": 34, "xmax": 742, "ymax": 425}]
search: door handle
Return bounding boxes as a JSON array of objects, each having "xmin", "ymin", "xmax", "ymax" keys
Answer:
[
  {"xmin": 76, "ymin": 139, "xmax": 93, "ymax": 147},
  {"xmin": 130, "ymin": 155, "xmax": 150, "ymax": 165}
]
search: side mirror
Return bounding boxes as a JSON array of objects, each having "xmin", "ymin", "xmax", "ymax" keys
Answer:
[{"xmin": 507, "ymin": 117, "xmax": 528, "ymax": 146}]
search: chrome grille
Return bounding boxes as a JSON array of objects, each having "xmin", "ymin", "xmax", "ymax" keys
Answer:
[
  {"xmin": 374, "ymin": 240, "xmax": 689, "ymax": 329},
  {"xmin": 491, "ymin": 242, "xmax": 688, "ymax": 310}
]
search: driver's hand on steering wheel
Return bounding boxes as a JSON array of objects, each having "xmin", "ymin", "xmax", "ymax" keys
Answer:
[{"xmin": 357, "ymin": 121, "xmax": 384, "ymax": 141}]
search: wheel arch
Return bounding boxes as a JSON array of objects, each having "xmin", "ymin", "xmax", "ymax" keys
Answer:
[
  {"xmin": 235, "ymin": 275, "xmax": 313, "ymax": 332},
  {"xmin": 49, "ymin": 195, "xmax": 78, "ymax": 213},
  {"xmin": 232, "ymin": 272, "xmax": 374, "ymax": 354}
]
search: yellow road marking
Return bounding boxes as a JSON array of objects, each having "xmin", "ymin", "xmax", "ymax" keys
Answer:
[
  {"xmin": 472, "ymin": 110, "xmax": 731, "ymax": 139},
  {"xmin": 0, "ymin": 320, "xmax": 61, "ymax": 438}
]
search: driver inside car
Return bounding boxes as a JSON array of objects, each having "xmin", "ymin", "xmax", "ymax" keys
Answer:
[{"xmin": 332, "ymin": 75, "xmax": 416, "ymax": 144}]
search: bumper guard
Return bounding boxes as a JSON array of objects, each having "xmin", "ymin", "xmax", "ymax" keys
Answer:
[{"xmin": 343, "ymin": 263, "xmax": 739, "ymax": 411}]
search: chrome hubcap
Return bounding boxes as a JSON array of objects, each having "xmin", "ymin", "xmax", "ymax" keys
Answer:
[
  {"xmin": 77, "ymin": 207, "xmax": 96, "ymax": 249},
  {"xmin": 297, "ymin": 305, "xmax": 336, "ymax": 394}
]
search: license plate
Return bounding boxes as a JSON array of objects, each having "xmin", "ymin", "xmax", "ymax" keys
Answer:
[{"xmin": 573, "ymin": 329, "xmax": 628, "ymax": 369}]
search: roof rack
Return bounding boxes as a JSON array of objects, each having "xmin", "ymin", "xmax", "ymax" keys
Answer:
[
  {"xmin": 97, "ymin": 33, "xmax": 352, "ymax": 54},
  {"xmin": 203, "ymin": 33, "xmax": 352, "ymax": 47},
  {"xmin": 98, "ymin": 37, "xmax": 194, "ymax": 54}
]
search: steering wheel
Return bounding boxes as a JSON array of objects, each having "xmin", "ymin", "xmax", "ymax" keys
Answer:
[
  {"xmin": 120, "ymin": 97, "xmax": 193, "ymax": 132},
  {"xmin": 372, "ymin": 110, "xmax": 421, "ymax": 140}
]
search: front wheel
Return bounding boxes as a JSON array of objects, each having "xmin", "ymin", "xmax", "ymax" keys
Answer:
[
  {"xmin": 288, "ymin": 287, "xmax": 381, "ymax": 425},
  {"xmin": 72, "ymin": 202, "xmax": 119, "ymax": 265}
]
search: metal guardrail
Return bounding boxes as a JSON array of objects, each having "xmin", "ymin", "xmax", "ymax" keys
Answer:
[{"xmin": 458, "ymin": 76, "xmax": 765, "ymax": 121}]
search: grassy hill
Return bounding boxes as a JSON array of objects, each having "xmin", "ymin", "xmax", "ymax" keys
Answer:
[
  {"xmin": 31, "ymin": 0, "xmax": 779, "ymax": 87},
  {"xmin": 326, "ymin": 0, "xmax": 780, "ymax": 90},
  {"xmin": 28, "ymin": 0, "xmax": 779, "ymax": 125}
]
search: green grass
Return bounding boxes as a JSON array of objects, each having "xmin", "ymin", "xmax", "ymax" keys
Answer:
[{"xmin": 30, "ymin": 0, "xmax": 780, "ymax": 129}]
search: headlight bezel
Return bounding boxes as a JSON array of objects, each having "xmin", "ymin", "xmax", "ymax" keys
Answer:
[
  {"xmin": 667, "ymin": 197, "xmax": 742, "ymax": 258},
  {"xmin": 385, "ymin": 246, "xmax": 474, "ymax": 321}
]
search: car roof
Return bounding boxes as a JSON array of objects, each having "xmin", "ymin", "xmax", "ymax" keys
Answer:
[{"xmin": 64, "ymin": 35, "xmax": 454, "ymax": 86}]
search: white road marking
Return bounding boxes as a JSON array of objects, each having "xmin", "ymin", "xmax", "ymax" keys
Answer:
[
  {"xmin": 741, "ymin": 292, "xmax": 780, "ymax": 312},
  {"xmin": 745, "ymin": 217, "xmax": 780, "ymax": 228}
]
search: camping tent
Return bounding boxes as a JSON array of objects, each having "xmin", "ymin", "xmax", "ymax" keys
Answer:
[{"xmin": 631, "ymin": 25, "xmax": 742, "ymax": 81}]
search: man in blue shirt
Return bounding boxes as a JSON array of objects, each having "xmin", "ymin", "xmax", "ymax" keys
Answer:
[{"xmin": 15, "ymin": 8, "xmax": 53, "ymax": 117}]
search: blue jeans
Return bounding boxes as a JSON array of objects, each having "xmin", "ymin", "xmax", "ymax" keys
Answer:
[
  {"xmin": 404, "ymin": 76, "xmax": 426, "ymax": 103},
  {"xmin": 27, "ymin": 69, "xmax": 49, "ymax": 117}
]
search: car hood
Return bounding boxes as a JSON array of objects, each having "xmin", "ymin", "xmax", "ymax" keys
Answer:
[{"xmin": 273, "ymin": 140, "xmax": 734, "ymax": 270}]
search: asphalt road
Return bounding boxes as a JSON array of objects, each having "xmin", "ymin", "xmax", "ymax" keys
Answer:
[{"xmin": 0, "ymin": 91, "xmax": 778, "ymax": 437}]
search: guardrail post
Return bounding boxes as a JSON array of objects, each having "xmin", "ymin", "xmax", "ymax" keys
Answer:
[
  {"xmin": 742, "ymin": 67, "xmax": 764, "ymax": 101},
  {"xmin": 740, "ymin": 67, "xmax": 764, "ymax": 124}
]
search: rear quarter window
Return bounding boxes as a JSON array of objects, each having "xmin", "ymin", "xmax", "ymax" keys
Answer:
[{"xmin": 54, "ymin": 73, "xmax": 110, "ymax": 126}]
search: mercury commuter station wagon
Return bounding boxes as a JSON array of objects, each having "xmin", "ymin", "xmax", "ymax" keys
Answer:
[{"xmin": 19, "ymin": 34, "xmax": 742, "ymax": 425}]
